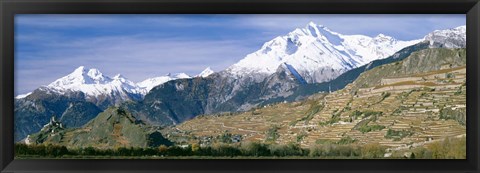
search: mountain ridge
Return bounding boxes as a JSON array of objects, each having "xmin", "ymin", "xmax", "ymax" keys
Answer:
[
  {"xmin": 164, "ymin": 48, "xmax": 466, "ymax": 152},
  {"xmin": 226, "ymin": 22, "xmax": 422, "ymax": 83},
  {"xmin": 14, "ymin": 23, "xmax": 466, "ymax": 142},
  {"xmin": 17, "ymin": 23, "xmax": 464, "ymax": 99}
]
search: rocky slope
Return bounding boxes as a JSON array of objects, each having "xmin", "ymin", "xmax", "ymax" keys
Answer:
[
  {"xmin": 25, "ymin": 48, "xmax": 466, "ymax": 153},
  {"xmin": 165, "ymin": 48, "xmax": 466, "ymax": 153},
  {"xmin": 15, "ymin": 24, "xmax": 465, "ymax": 142},
  {"xmin": 14, "ymin": 90, "xmax": 102, "ymax": 141},
  {"xmin": 14, "ymin": 67, "xmax": 192, "ymax": 141},
  {"xmin": 424, "ymin": 25, "xmax": 466, "ymax": 48},
  {"xmin": 25, "ymin": 107, "xmax": 172, "ymax": 149},
  {"xmin": 122, "ymin": 25, "xmax": 466, "ymax": 127}
]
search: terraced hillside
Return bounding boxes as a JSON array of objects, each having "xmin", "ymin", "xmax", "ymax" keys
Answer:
[{"xmin": 164, "ymin": 48, "xmax": 466, "ymax": 153}]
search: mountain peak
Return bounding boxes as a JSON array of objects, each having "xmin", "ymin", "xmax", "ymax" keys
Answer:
[
  {"xmin": 302, "ymin": 21, "xmax": 333, "ymax": 38},
  {"xmin": 48, "ymin": 66, "xmax": 110, "ymax": 88},
  {"xmin": 227, "ymin": 22, "xmax": 422, "ymax": 83},
  {"xmin": 163, "ymin": 72, "xmax": 191, "ymax": 79},
  {"xmin": 372, "ymin": 33, "xmax": 397, "ymax": 43},
  {"xmin": 375, "ymin": 33, "xmax": 387, "ymax": 38},
  {"xmin": 424, "ymin": 25, "xmax": 466, "ymax": 48},
  {"xmin": 306, "ymin": 21, "xmax": 326, "ymax": 28},
  {"xmin": 70, "ymin": 66, "xmax": 87, "ymax": 78},
  {"xmin": 174, "ymin": 73, "xmax": 191, "ymax": 79},
  {"xmin": 196, "ymin": 67, "xmax": 215, "ymax": 77},
  {"xmin": 45, "ymin": 66, "xmax": 145, "ymax": 99},
  {"xmin": 86, "ymin": 68, "xmax": 107, "ymax": 82},
  {"xmin": 112, "ymin": 74, "xmax": 132, "ymax": 84},
  {"xmin": 137, "ymin": 72, "xmax": 192, "ymax": 92},
  {"xmin": 307, "ymin": 21, "xmax": 317, "ymax": 27},
  {"xmin": 113, "ymin": 74, "xmax": 126, "ymax": 79},
  {"xmin": 73, "ymin": 66, "xmax": 86, "ymax": 73}
]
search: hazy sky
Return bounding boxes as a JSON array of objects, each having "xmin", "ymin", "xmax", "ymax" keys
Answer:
[{"xmin": 15, "ymin": 14, "xmax": 466, "ymax": 95}]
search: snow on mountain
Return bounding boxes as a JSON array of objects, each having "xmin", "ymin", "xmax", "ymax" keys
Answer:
[
  {"xmin": 137, "ymin": 76, "xmax": 174, "ymax": 93},
  {"xmin": 137, "ymin": 73, "xmax": 192, "ymax": 93},
  {"xmin": 45, "ymin": 66, "xmax": 144, "ymax": 100},
  {"xmin": 424, "ymin": 25, "xmax": 466, "ymax": 48},
  {"xmin": 15, "ymin": 92, "xmax": 32, "ymax": 99},
  {"xmin": 227, "ymin": 21, "xmax": 422, "ymax": 83},
  {"xmin": 15, "ymin": 65, "xmax": 195, "ymax": 99},
  {"xmin": 174, "ymin": 73, "xmax": 191, "ymax": 79},
  {"xmin": 196, "ymin": 67, "xmax": 215, "ymax": 78},
  {"xmin": 16, "ymin": 24, "xmax": 466, "ymax": 99},
  {"xmin": 48, "ymin": 66, "xmax": 110, "ymax": 88}
]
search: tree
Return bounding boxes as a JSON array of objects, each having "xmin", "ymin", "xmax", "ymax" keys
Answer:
[
  {"xmin": 242, "ymin": 142, "xmax": 270, "ymax": 157},
  {"xmin": 158, "ymin": 145, "xmax": 168, "ymax": 153},
  {"xmin": 191, "ymin": 143, "xmax": 200, "ymax": 152},
  {"xmin": 361, "ymin": 143, "xmax": 386, "ymax": 158},
  {"xmin": 409, "ymin": 152, "xmax": 415, "ymax": 159}
]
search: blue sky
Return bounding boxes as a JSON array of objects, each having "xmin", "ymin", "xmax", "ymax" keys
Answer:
[{"xmin": 15, "ymin": 14, "xmax": 465, "ymax": 95}]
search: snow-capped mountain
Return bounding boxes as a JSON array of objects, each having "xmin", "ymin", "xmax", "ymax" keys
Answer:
[
  {"xmin": 45, "ymin": 66, "xmax": 144, "ymax": 102},
  {"xmin": 15, "ymin": 92, "xmax": 32, "ymax": 99},
  {"xmin": 137, "ymin": 76, "xmax": 174, "ymax": 93},
  {"xmin": 14, "ymin": 23, "xmax": 467, "ymax": 142},
  {"xmin": 18, "ymin": 66, "xmax": 194, "ymax": 99},
  {"xmin": 226, "ymin": 21, "xmax": 422, "ymax": 83},
  {"xmin": 16, "ymin": 23, "xmax": 466, "ymax": 101},
  {"xmin": 13, "ymin": 66, "xmax": 192, "ymax": 141},
  {"xmin": 173, "ymin": 73, "xmax": 191, "ymax": 79},
  {"xmin": 137, "ymin": 73, "xmax": 191, "ymax": 93},
  {"xmin": 424, "ymin": 25, "xmax": 466, "ymax": 48},
  {"xmin": 196, "ymin": 67, "xmax": 215, "ymax": 78}
]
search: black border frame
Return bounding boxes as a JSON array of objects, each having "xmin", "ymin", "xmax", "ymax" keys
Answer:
[{"xmin": 1, "ymin": 0, "xmax": 479, "ymax": 172}]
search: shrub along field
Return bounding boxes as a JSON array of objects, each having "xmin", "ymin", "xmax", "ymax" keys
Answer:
[{"xmin": 15, "ymin": 136, "xmax": 465, "ymax": 159}]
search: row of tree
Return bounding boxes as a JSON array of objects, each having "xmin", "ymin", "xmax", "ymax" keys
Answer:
[
  {"xmin": 409, "ymin": 137, "xmax": 466, "ymax": 159},
  {"xmin": 15, "ymin": 142, "xmax": 383, "ymax": 158},
  {"xmin": 15, "ymin": 137, "xmax": 465, "ymax": 159}
]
